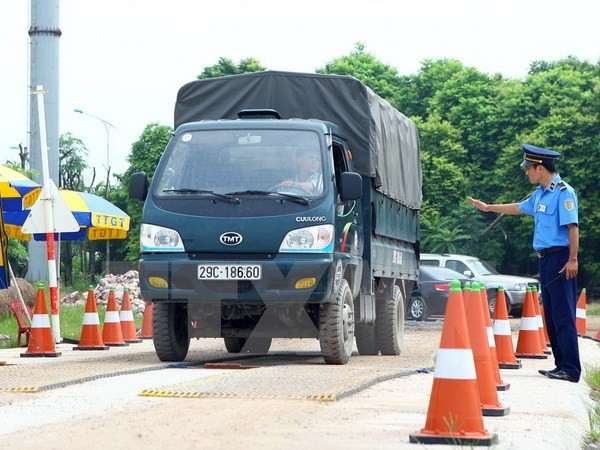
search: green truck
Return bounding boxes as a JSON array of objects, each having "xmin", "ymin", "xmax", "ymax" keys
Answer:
[{"xmin": 129, "ymin": 71, "xmax": 422, "ymax": 364}]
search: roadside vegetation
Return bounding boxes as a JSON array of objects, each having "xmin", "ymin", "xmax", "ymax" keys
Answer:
[{"xmin": 0, "ymin": 281, "xmax": 143, "ymax": 350}]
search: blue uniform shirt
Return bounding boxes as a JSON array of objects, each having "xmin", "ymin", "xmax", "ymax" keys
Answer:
[{"xmin": 518, "ymin": 174, "xmax": 578, "ymax": 251}]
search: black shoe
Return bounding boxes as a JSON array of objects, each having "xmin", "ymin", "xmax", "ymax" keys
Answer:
[
  {"xmin": 546, "ymin": 370, "xmax": 579, "ymax": 383},
  {"xmin": 538, "ymin": 367, "xmax": 559, "ymax": 376}
]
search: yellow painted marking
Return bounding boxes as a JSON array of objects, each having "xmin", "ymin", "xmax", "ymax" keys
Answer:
[{"xmin": 0, "ymin": 386, "xmax": 40, "ymax": 393}]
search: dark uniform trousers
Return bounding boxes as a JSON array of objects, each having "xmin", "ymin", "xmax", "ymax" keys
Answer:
[{"xmin": 540, "ymin": 247, "xmax": 581, "ymax": 380}]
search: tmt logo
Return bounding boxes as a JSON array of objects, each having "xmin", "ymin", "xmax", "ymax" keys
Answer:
[{"xmin": 220, "ymin": 232, "xmax": 243, "ymax": 246}]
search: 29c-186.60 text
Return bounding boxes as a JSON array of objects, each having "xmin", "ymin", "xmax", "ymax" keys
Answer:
[{"xmin": 197, "ymin": 264, "xmax": 262, "ymax": 280}]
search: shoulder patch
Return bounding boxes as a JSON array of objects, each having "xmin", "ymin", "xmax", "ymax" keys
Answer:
[
  {"xmin": 558, "ymin": 181, "xmax": 567, "ymax": 190},
  {"xmin": 564, "ymin": 198, "xmax": 575, "ymax": 211}
]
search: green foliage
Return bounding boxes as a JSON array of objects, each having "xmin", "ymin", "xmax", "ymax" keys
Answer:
[
  {"xmin": 100, "ymin": 51, "xmax": 598, "ymax": 292},
  {"xmin": 317, "ymin": 43, "xmax": 405, "ymax": 108},
  {"xmin": 59, "ymin": 133, "xmax": 89, "ymax": 190},
  {"xmin": 197, "ymin": 57, "xmax": 266, "ymax": 79}
]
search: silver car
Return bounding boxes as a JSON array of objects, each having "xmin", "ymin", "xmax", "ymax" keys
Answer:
[{"xmin": 420, "ymin": 253, "xmax": 540, "ymax": 317}]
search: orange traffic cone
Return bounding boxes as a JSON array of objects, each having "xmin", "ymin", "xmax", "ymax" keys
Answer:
[
  {"xmin": 477, "ymin": 283, "xmax": 509, "ymax": 391},
  {"xmin": 464, "ymin": 283, "xmax": 509, "ymax": 416},
  {"xmin": 576, "ymin": 289, "xmax": 587, "ymax": 336},
  {"xmin": 532, "ymin": 288, "xmax": 551, "ymax": 354},
  {"xmin": 102, "ymin": 287, "xmax": 129, "ymax": 347},
  {"xmin": 515, "ymin": 287, "xmax": 548, "ymax": 359},
  {"xmin": 493, "ymin": 287, "xmax": 521, "ymax": 369},
  {"xmin": 74, "ymin": 286, "xmax": 109, "ymax": 350},
  {"xmin": 410, "ymin": 280, "xmax": 498, "ymax": 446},
  {"xmin": 139, "ymin": 302, "xmax": 153, "ymax": 339},
  {"xmin": 21, "ymin": 283, "xmax": 62, "ymax": 357},
  {"xmin": 540, "ymin": 304, "xmax": 551, "ymax": 347},
  {"xmin": 120, "ymin": 287, "xmax": 142, "ymax": 343}
]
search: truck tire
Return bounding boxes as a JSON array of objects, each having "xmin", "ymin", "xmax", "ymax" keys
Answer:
[
  {"xmin": 319, "ymin": 279, "xmax": 355, "ymax": 364},
  {"xmin": 355, "ymin": 324, "xmax": 379, "ymax": 355},
  {"xmin": 377, "ymin": 285, "xmax": 405, "ymax": 355},
  {"xmin": 407, "ymin": 295, "xmax": 427, "ymax": 321},
  {"xmin": 152, "ymin": 302, "xmax": 190, "ymax": 362},
  {"xmin": 224, "ymin": 337, "xmax": 272, "ymax": 354}
]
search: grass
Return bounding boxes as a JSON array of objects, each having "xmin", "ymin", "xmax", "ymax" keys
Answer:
[
  {"xmin": 0, "ymin": 299, "xmax": 144, "ymax": 350},
  {"xmin": 584, "ymin": 366, "xmax": 600, "ymax": 446},
  {"xmin": 587, "ymin": 301, "xmax": 600, "ymax": 317}
]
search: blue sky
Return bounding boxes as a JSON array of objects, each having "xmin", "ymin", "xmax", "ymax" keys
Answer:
[{"xmin": 1, "ymin": 0, "xmax": 598, "ymax": 183}]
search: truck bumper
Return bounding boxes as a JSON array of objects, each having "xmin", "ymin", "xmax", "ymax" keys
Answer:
[{"xmin": 138, "ymin": 253, "xmax": 338, "ymax": 305}]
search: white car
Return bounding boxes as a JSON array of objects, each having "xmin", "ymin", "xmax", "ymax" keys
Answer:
[{"xmin": 419, "ymin": 253, "xmax": 540, "ymax": 317}]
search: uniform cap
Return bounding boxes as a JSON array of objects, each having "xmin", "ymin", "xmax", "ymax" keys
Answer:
[{"xmin": 520, "ymin": 144, "xmax": 561, "ymax": 167}]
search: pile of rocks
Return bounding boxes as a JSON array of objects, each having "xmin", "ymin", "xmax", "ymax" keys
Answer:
[{"xmin": 61, "ymin": 270, "xmax": 147, "ymax": 313}]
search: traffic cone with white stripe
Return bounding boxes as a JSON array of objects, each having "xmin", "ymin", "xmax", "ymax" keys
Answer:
[
  {"xmin": 103, "ymin": 287, "xmax": 129, "ymax": 347},
  {"xmin": 532, "ymin": 288, "xmax": 550, "ymax": 354},
  {"xmin": 120, "ymin": 287, "xmax": 142, "ymax": 343},
  {"xmin": 74, "ymin": 286, "xmax": 109, "ymax": 350},
  {"xmin": 410, "ymin": 280, "xmax": 498, "ymax": 446},
  {"xmin": 139, "ymin": 302, "xmax": 153, "ymax": 339},
  {"xmin": 465, "ymin": 283, "xmax": 509, "ymax": 416},
  {"xmin": 540, "ymin": 303, "xmax": 551, "ymax": 347},
  {"xmin": 477, "ymin": 283, "xmax": 509, "ymax": 391},
  {"xmin": 493, "ymin": 287, "xmax": 521, "ymax": 369},
  {"xmin": 21, "ymin": 283, "xmax": 61, "ymax": 357},
  {"xmin": 515, "ymin": 287, "xmax": 548, "ymax": 359},
  {"xmin": 576, "ymin": 289, "xmax": 587, "ymax": 336}
]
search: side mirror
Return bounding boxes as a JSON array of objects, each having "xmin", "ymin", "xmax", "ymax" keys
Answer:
[
  {"xmin": 339, "ymin": 172, "xmax": 362, "ymax": 202},
  {"xmin": 129, "ymin": 172, "xmax": 148, "ymax": 201},
  {"xmin": 463, "ymin": 270, "xmax": 473, "ymax": 278}
]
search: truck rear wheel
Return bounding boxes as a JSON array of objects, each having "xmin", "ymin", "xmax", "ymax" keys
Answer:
[
  {"xmin": 153, "ymin": 302, "xmax": 190, "ymax": 362},
  {"xmin": 224, "ymin": 337, "xmax": 272, "ymax": 354},
  {"xmin": 377, "ymin": 285, "xmax": 405, "ymax": 355},
  {"xmin": 319, "ymin": 279, "xmax": 355, "ymax": 364},
  {"xmin": 355, "ymin": 324, "xmax": 379, "ymax": 355}
]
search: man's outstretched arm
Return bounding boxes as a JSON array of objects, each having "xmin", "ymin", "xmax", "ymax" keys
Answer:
[{"xmin": 468, "ymin": 197, "xmax": 522, "ymax": 215}]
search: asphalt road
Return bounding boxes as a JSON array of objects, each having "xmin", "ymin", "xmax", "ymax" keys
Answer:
[{"xmin": 0, "ymin": 319, "xmax": 598, "ymax": 449}]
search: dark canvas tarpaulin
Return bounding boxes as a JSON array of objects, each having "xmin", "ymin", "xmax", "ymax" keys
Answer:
[{"xmin": 175, "ymin": 71, "xmax": 422, "ymax": 209}]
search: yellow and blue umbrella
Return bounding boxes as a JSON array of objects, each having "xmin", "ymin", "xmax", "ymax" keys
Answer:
[
  {"xmin": 0, "ymin": 165, "xmax": 41, "ymax": 212},
  {"xmin": 4, "ymin": 189, "xmax": 131, "ymax": 241}
]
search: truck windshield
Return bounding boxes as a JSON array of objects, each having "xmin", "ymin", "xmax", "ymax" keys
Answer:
[{"xmin": 156, "ymin": 129, "xmax": 325, "ymax": 198}]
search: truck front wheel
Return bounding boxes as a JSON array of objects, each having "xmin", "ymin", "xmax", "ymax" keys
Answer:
[
  {"xmin": 319, "ymin": 279, "xmax": 355, "ymax": 364},
  {"xmin": 377, "ymin": 285, "xmax": 405, "ymax": 355},
  {"xmin": 153, "ymin": 302, "xmax": 190, "ymax": 362}
]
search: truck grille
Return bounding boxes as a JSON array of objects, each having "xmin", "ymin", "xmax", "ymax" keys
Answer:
[{"xmin": 201, "ymin": 280, "xmax": 254, "ymax": 294}]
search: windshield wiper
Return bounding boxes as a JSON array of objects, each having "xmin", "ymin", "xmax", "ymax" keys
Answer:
[
  {"xmin": 227, "ymin": 190, "xmax": 310, "ymax": 205},
  {"xmin": 163, "ymin": 188, "xmax": 240, "ymax": 204}
]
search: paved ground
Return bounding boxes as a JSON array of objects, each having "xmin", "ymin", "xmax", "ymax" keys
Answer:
[{"xmin": 0, "ymin": 318, "xmax": 598, "ymax": 449}]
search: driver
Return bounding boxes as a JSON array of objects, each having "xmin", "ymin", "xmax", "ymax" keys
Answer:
[{"xmin": 280, "ymin": 147, "xmax": 323, "ymax": 194}]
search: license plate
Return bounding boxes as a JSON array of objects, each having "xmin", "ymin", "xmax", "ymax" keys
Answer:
[{"xmin": 198, "ymin": 264, "xmax": 262, "ymax": 280}]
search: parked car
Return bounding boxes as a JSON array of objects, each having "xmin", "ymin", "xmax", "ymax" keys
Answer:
[
  {"xmin": 407, "ymin": 266, "xmax": 497, "ymax": 321},
  {"xmin": 419, "ymin": 253, "xmax": 540, "ymax": 317}
]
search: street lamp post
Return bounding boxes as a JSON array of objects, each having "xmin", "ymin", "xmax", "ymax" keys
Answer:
[{"xmin": 74, "ymin": 108, "xmax": 116, "ymax": 274}]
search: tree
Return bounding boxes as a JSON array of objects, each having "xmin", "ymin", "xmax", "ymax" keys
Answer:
[
  {"xmin": 57, "ymin": 133, "xmax": 89, "ymax": 284},
  {"xmin": 197, "ymin": 57, "xmax": 266, "ymax": 79},
  {"xmin": 317, "ymin": 43, "xmax": 405, "ymax": 109}
]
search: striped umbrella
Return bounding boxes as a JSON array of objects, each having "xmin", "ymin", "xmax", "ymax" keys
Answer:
[
  {"xmin": 0, "ymin": 165, "xmax": 41, "ymax": 212},
  {"xmin": 4, "ymin": 189, "xmax": 130, "ymax": 241}
]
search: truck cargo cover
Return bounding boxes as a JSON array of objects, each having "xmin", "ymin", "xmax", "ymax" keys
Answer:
[{"xmin": 175, "ymin": 71, "xmax": 422, "ymax": 210}]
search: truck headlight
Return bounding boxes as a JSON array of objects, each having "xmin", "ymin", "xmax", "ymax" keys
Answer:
[
  {"xmin": 140, "ymin": 224, "xmax": 185, "ymax": 252},
  {"xmin": 279, "ymin": 225, "xmax": 334, "ymax": 253}
]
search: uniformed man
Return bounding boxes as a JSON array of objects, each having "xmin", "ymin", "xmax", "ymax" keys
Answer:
[{"xmin": 468, "ymin": 144, "xmax": 580, "ymax": 383}]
